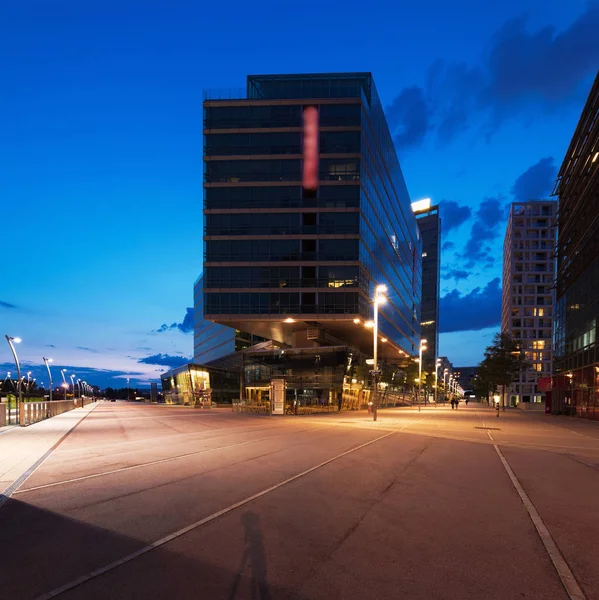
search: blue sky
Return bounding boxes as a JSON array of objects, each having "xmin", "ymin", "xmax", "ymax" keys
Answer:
[{"xmin": 1, "ymin": 0, "xmax": 598, "ymax": 388}]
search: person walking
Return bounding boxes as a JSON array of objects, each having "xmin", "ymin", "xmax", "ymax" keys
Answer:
[
  {"xmin": 450, "ymin": 398, "xmax": 455, "ymax": 410},
  {"xmin": 455, "ymin": 398, "xmax": 459, "ymax": 409}
]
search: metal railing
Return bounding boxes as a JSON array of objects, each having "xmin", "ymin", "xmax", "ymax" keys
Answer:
[{"xmin": 18, "ymin": 397, "xmax": 95, "ymax": 426}]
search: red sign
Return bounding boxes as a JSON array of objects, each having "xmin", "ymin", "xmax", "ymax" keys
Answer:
[{"xmin": 302, "ymin": 106, "xmax": 319, "ymax": 192}]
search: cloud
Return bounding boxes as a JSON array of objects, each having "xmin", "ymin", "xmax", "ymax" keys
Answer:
[
  {"xmin": 387, "ymin": 5, "xmax": 599, "ymax": 148},
  {"xmin": 138, "ymin": 354, "xmax": 190, "ymax": 368},
  {"xmin": 76, "ymin": 346, "xmax": 100, "ymax": 353},
  {"xmin": 46, "ymin": 344, "xmax": 56, "ymax": 348},
  {"xmin": 154, "ymin": 307, "xmax": 194, "ymax": 334},
  {"xmin": 484, "ymin": 8, "xmax": 599, "ymax": 119},
  {"xmin": 442, "ymin": 241, "xmax": 455, "ymax": 251},
  {"xmin": 440, "ymin": 278, "xmax": 502, "ymax": 333},
  {"xmin": 511, "ymin": 156, "xmax": 557, "ymax": 201},
  {"xmin": 442, "ymin": 269, "xmax": 470, "ymax": 283},
  {"xmin": 1, "ymin": 300, "xmax": 17, "ymax": 309},
  {"xmin": 439, "ymin": 200, "xmax": 472, "ymax": 233},
  {"xmin": 461, "ymin": 197, "xmax": 504, "ymax": 268},
  {"xmin": 386, "ymin": 86, "xmax": 431, "ymax": 149}
]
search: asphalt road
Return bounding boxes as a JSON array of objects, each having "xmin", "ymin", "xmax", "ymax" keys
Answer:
[{"xmin": 2, "ymin": 402, "xmax": 599, "ymax": 600}]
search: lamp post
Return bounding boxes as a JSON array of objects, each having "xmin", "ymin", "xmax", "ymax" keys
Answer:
[
  {"xmin": 70, "ymin": 374, "xmax": 76, "ymax": 404},
  {"xmin": 371, "ymin": 284, "xmax": 387, "ymax": 422},
  {"xmin": 434, "ymin": 358, "xmax": 441, "ymax": 405},
  {"xmin": 127, "ymin": 377, "xmax": 130, "ymax": 402},
  {"xmin": 43, "ymin": 357, "xmax": 54, "ymax": 402},
  {"xmin": 443, "ymin": 369, "xmax": 449, "ymax": 404},
  {"xmin": 60, "ymin": 369, "xmax": 68, "ymax": 399},
  {"xmin": 418, "ymin": 339, "xmax": 427, "ymax": 412},
  {"xmin": 5, "ymin": 335, "xmax": 22, "ymax": 425}
]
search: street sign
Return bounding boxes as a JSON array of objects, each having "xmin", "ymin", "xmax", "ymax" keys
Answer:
[
  {"xmin": 271, "ymin": 379, "xmax": 286, "ymax": 415},
  {"xmin": 369, "ymin": 369, "xmax": 382, "ymax": 376}
]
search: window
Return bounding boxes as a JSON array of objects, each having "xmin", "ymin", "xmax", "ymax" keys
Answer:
[
  {"xmin": 302, "ymin": 239, "xmax": 316, "ymax": 254},
  {"xmin": 302, "ymin": 213, "xmax": 317, "ymax": 226}
]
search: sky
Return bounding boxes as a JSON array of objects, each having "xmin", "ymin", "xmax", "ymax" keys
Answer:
[{"xmin": 1, "ymin": 0, "xmax": 598, "ymax": 389}]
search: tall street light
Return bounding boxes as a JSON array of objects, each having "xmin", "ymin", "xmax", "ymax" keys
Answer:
[
  {"xmin": 70, "ymin": 374, "xmax": 76, "ymax": 403},
  {"xmin": 443, "ymin": 368, "xmax": 449, "ymax": 404},
  {"xmin": 434, "ymin": 358, "xmax": 441, "ymax": 405},
  {"xmin": 418, "ymin": 339, "xmax": 427, "ymax": 412},
  {"xmin": 127, "ymin": 377, "xmax": 130, "ymax": 402},
  {"xmin": 60, "ymin": 368, "xmax": 68, "ymax": 399},
  {"xmin": 371, "ymin": 284, "xmax": 387, "ymax": 422},
  {"xmin": 43, "ymin": 357, "xmax": 54, "ymax": 402},
  {"xmin": 5, "ymin": 335, "xmax": 22, "ymax": 424}
]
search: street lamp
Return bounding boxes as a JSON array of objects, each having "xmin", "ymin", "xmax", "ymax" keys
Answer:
[
  {"xmin": 70, "ymin": 374, "xmax": 76, "ymax": 403},
  {"xmin": 5, "ymin": 335, "xmax": 22, "ymax": 424},
  {"xmin": 60, "ymin": 368, "xmax": 68, "ymax": 399},
  {"xmin": 43, "ymin": 357, "xmax": 54, "ymax": 402},
  {"xmin": 435, "ymin": 358, "xmax": 441, "ymax": 405},
  {"xmin": 127, "ymin": 377, "xmax": 130, "ymax": 402},
  {"xmin": 371, "ymin": 284, "xmax": 387, "ymax": 422},
  {"xmin": 418, "ymin": 339, "xmax": 427, "ymax": 412},
  {"xmin": 443, "ymin": 368, "xmax": 449, "ymax": 404}
]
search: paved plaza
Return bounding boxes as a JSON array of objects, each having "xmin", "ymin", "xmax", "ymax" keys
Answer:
[{"xmin": 1, "ymin": 402, "xmax": 598, "ymax": 600}]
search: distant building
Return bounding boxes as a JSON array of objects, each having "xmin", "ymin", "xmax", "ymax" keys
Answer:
[
  {"xmin": 551, "ymin": 71, "xmax": 599, "ymax": 419},
  {"xmin": 412, "ymin": 201, "xmax": 441, "ymax": 376},
  {"xmin": 453, "ymin": 366, "xmax": 477, "ymax": 392},
  {"xmin": 501, "ymin": 201, "xmax": 557, "ymax": 405}
]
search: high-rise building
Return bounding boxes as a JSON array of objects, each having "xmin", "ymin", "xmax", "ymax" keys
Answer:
[
  {"xmin": 551, "ymin": 71, "xmax": 599, "ymax": 419},
  {"xmin": 501, "ymin": 201, "xmax": 557, "ymax": 405},
  {"xmin": 194, "ymin": 275, "xmax": 266, "ymax": 364},
  {"xmin": 412, "ymin": 200, "xmax": 441, "ymax": 375},
  {"xmin": 202, "ymin": 73, "xmax": 421, "ymax": 366}
]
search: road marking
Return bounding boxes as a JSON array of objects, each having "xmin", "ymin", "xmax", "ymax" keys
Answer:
[
  {"xmin": 15, "ymin": 425, "xmax": 336, "ymax": 495},
  {"xmin": 0, "ymin": 405, "xmax": 98, "ymax": 510},
  {"xmin": 34, "ymin": 430, "xmax": 397, "ymax": 600},
  {"xmin": 493, "ymin": 444, "xmax": 586, "ymax": 600}
]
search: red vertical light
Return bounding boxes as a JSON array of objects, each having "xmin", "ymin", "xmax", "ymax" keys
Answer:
[{"xmin": 303, "ymin": 106, "xmax": 319, "ymax": 192}]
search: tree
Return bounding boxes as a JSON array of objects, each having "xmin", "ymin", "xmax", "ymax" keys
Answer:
[
  {"xmin": 478, "ymin": 333, "xmax": 529, "ymax": 411},
  {"xmin": 472, "ymin": 362, "xmax": 495, "ymax": 403}
]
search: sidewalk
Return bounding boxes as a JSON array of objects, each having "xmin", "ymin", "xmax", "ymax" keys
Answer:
[{"xmin": 0, "ymin": 402, "xmax": 98, "ymax": 501}]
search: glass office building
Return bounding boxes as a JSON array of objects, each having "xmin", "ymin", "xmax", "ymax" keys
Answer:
[
  {"xmin": 203, "ymin": 73, "xmax": 422, "ymax": 367},
  {"xmin": 413, "ymin": 203, "xmax": 441, "ymax": 375},
  {"xmin": 194, "ymin": 274, "xmax": 266, "ymax": 364},
  {"xmin": 551, "ymin": 71, "xmax": 599, "ymax": 419}
]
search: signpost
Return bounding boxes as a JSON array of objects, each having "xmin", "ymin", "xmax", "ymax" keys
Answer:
[{"xmin": 271, "ymin": 379, "xmax": 286, "ymax": 415}]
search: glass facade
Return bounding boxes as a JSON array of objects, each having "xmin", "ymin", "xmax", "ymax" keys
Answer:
[
  {"xmin": 415, "ymin": 206, "xmax": 441, "ymax": 374},
  {"xmin": 194, "ymin": 274, "xmax": 237, "ymax": 364},
  {"xmin": 203, "ymin": 73, "xmax": 421, "ymax": 363},
  {"xmin": 552, "ymin": 72, "xmax": 599, "ymax": 418}
]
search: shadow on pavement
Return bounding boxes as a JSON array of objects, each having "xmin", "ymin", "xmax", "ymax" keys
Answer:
[{"xmin": 0, "ymin": 498, "xmax": 306, "ymax": 600}]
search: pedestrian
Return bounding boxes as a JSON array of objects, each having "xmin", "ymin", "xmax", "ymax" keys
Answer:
[
  {"xmin": 465, "ymin": 398, "xmax": 469, "ymax": 406},
  {"xmin": 455, "ymin": 398, "xmax": 459, "ymax": 409},
  {"xmin": 450, "ymin": 398, "xmax": 455, "ymax": 410}
]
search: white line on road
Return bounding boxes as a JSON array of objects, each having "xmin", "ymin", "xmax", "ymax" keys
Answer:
[
  {"xmin": 0, "ymin": 405, "xmax": 99, "ymax": 510},
  {"xmin": 493, "ymin": 444, "xmax": 586, "ymax": 600},
  {"xmin": 34, "ymin": 430, "xmax": 397, "ymax": 600},
  {"xmin": 14, "ymin": 425, "xmax": 336, "ymax": 495}
]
